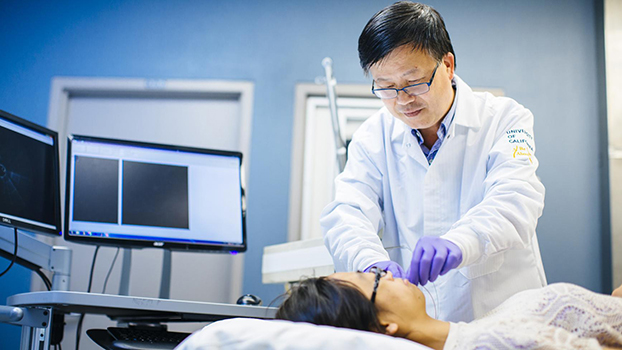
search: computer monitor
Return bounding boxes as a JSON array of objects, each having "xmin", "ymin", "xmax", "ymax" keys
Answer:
[
  {"xmin": 0, "ymin": 109, "xmax": 61, "ymax": 236},
  {"xmin": 64, "ymin": 135, "xmax": 246, "ymax": 252}
]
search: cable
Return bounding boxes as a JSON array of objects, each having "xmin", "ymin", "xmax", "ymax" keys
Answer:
[
  {"xmin": 0, "ymin": 227, "xmax": 18, "ymax": 277},
  {"xmin": 75, "ymin": 314, "xmax": 85, "ymax": 350},
  {"xmin": 86, "ymin": 246, "xmax": 100, "ymax": 293},
  {"xmin": 0, "ymin": 227, "xmax": 52, "ymax": 291},
  {"xmin": 34, "ymin": 268, "xmax": 52, "ymax": 291},
  {"xmin": 76, "ymin": 245, "xmax": 100, "ymax": 350},
  {"xmin": 102, "ymin": 248, "xmax": 120, "ymax": 294},
  {"xmin": 421, "ymin": 283, "xmax": 438, "ymax": 320}
]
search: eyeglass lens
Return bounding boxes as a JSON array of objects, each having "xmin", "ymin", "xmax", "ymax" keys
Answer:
[
  {"xmin": 372, "ymin": 62, "xmax": 439, "ymax": 99},
  {"xmin": 374, "ymin": 84, "xmax": 430, "ymax": 99}
]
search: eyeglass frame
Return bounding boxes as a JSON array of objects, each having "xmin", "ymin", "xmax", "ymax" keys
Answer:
[
  {"xmin": 371, "ymin": 62, "xmax": 440, "ymax": 99},
  {"xmin": 369, "ymin": 267, "xmax": 387, "ymax": 304}
]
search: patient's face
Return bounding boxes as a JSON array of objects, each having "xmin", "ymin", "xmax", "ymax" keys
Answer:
[{"xmin": 329, "ymin": 271, "xmax": 426, "ymax": 322}]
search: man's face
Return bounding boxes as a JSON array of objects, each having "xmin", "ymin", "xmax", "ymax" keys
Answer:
[{"xmin": 369, "ymin": 45, "xmax": 455, "ymax": 132}]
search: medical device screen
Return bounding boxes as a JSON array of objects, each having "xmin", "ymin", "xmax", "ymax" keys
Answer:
[
  {"xmin": 0, "ymin": 109, "xmax": 61, "ymax": 236},
  {"xmin": 65, "ymin": 135, "xmax": 246, "ymax": 252}
]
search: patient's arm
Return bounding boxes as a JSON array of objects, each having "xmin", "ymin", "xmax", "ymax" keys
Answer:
[{"xmin": 613, "ymin": 284, "xmax": 622, "ymax": 298}]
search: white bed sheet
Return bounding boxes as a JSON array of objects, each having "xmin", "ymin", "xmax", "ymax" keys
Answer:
[{"xmin": 176, "ymin": 318, "xmax": 432, "ymax": 350}]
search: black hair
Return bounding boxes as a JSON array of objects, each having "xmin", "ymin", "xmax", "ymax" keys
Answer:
[
  {"xmin": 358, "ymin": 1, "xmax": 455, "ymax": 74},
  {"xmin": 275, "ymin": 277, "xmax": 383, "ymax": 333}
]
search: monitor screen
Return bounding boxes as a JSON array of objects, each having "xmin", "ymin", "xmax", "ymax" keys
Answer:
[
  {"xmin": 65, "ymin": 135, "xmax": 246, "ymax": 252},
  {"xmin": 0, "ymin": 109, "xmax": 61, "ymax": 236}
]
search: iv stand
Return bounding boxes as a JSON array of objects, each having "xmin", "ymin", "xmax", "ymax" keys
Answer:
[{"xmin": 322, "ymin": 57, "xmax": 347, "ymax": 173}]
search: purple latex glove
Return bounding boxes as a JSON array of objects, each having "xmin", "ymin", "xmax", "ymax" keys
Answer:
[
  {"xmin": 406, "ymin": 237, "xmax": 463, "ymax": 286},
  {"xmin": 363, "ymin": 260, "xmax": 406, "ymax": 279}
]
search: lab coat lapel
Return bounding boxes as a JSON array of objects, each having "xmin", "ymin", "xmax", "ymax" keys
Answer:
[
  {"xmin": 424, "ymin": 125, "xmax": 466, "ymax": 237},
  {"xmin": 400, "ymin": 121, "xmax": 430, "ymax": 169},
  {"xmin": 424, "ymin": 75, "xmax": 480, "ymax": 237}
]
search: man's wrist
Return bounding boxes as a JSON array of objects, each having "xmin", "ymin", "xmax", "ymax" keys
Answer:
[{"xmin": 442, "ymin": 228, "xmax": 480, "ymax": 268}]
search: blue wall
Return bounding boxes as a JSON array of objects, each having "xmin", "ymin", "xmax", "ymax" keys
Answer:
[{"xmin": 0, "ymin": 0, "xmax": 607, "ymax": 346}]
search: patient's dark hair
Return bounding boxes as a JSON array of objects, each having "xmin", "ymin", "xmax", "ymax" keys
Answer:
[
  {"xmin": 358, "ymin": 1, "xmax": 455, "ymax": 74},
  {"xmin": 275, "ymin": 277, "xmax": 383, "ymax": 333}
]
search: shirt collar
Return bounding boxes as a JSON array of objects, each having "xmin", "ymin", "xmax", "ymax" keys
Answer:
[{"xmin": 410, "ymin": 78, "xmax": 458, "ymax": 144}]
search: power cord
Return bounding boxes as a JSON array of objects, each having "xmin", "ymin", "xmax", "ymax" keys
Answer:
[
  {"xmin": 102, "ymin": 248, "xmax": 120, "ymax": 294},
  {"xmin": 0, "ymin": 227, "xmax": 52, "ymax": 290},
  {"xmin": 75, "ymin": 245, "xmax": 100, "ymax": 350},
  {"xmin": 0, "ymin": 227, "xmax": 18, "ymax": 277},
  {"xmin": 35, "ymin": 269, "xmax": 52, "ymax": 291}
]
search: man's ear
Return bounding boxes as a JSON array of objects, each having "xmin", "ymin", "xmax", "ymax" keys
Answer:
[
  {"xmin": 443, "ymin": 52, "xmax": 455, "ymax": 80},
  {"xmin": 384, "ymin": 322, "xmax": 399, "ymax": 336}
]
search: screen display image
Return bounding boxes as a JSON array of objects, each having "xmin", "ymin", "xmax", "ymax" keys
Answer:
[
  {"xmin": 0, "ymin": 110, "xmax": 61, "ymax": 236},
  {"xmin": 65, "ymin": 135, "xmax": 246, "ymax": 252},
  {"xmin": 122, "ymin": 160, "xmax": 189, "ymax": 229}
]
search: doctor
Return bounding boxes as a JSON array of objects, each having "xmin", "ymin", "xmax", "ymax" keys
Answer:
[{"xmin": 321, "ymin": 1, "xmax": 546, "ymax": 323}]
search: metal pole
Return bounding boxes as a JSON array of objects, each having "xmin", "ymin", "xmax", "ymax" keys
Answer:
[
  {"xmin": 159, "ymin": 249, "xmax": 172, "ymax": 299},
  {"xmin": 119, "ymin": 248, "xmax": 131, "ymax": 296},
  {"xmin": 322, "ymin": 57, "xmax": 347, "ymax": 173}
]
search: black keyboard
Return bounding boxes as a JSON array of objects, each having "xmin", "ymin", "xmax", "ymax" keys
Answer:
[{"xmin": 107, "ymin": 327, "xmax": 191, "ymax": 350}]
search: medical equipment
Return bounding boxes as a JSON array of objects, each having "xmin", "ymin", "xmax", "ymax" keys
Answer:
[
  {"xmin": 0, "ymin": 109, "xmax": 72, "ymax": 350},
  {"xmin": 0, "ymin": 109, "xmax": 62, "ymax": 236},
  {"xmin": 321, "ymin": 57, "xmax": 347, "ymax": 173},
  {"xmin": 262, "ymin": 238, "xmax": 334, "ymax": 284},
  {"xmin": 8, "ymin": 291, "xmax": 276, "ymax": 350},
  {"xmin": 0, "ymin": 108, "xmax": 70, "ymax": 290},
  {"xmin": 64, "ymin": 135, "xmax": 247, "ymax": 298},
  {"xmin": 64, "ymin": 135, "xmax": 246, "ymax": 252}
]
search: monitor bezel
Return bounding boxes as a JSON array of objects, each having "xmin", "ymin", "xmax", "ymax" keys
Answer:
[
  {"xmin": 64, "ymin": 134, "xmax": 247, "ymax": 253},
  {"xmin": 0, "ymin": 109, "xmax": 62, "ymax": 236}
]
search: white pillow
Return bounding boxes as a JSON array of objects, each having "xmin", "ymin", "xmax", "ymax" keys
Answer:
[{"xmin": 176, "ymin": 318, "xmax": 432, "ymax": 350}]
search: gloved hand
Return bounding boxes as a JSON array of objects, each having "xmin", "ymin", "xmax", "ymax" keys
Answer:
[
  {"xmin": 364, "ymin": 260, "xmax": 406, "ymax": 279},
  {"xmin": 406, "ymin": 237, "xmax": 463, "ymax": 286}
]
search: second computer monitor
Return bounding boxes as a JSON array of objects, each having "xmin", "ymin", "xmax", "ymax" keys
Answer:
[{"xmin": 64, "ymin": 135, "xmax": 246, "ymax": 252}]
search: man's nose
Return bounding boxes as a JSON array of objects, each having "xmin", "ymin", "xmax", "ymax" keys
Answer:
[{"xmin": 396, "ymin": 89, "xmax": 416, "ymax": 105}]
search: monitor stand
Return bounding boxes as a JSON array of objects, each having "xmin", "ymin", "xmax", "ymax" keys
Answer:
[{"xmin": 118, "ymin": 248, "xmax": 172, "ymax": 299}]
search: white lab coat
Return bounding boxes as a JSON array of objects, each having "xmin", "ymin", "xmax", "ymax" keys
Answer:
[{"xmin": 321, "ymin": 75, "xmax": 547, "ymax": 323}]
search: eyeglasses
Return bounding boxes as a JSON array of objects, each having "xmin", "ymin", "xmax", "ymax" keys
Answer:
[
  {"xmin": 369, "ymin": 267, "xmax": 387, "ymax": 304},
  {"xmin": 371, "ymin": 62, "xmax": 440, "ymax": 99}
]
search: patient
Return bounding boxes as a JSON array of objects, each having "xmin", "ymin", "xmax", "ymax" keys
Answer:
[{"xmin": 276, "ymin": 270, "xmax": 622, "ymax": 350}]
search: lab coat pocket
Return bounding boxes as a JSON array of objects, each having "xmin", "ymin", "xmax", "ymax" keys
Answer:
[{"xmin": 458, "ymin": 253, "xmax": 504, "ymax": 280}]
